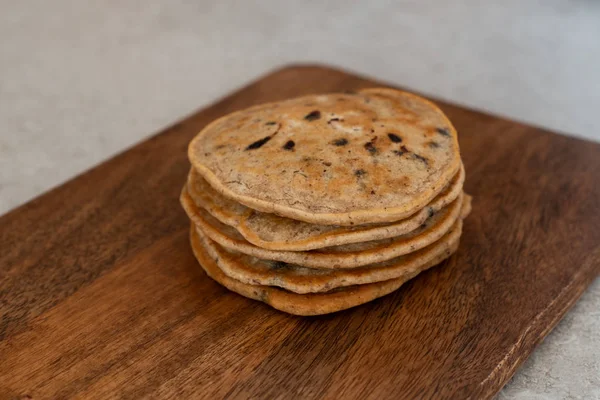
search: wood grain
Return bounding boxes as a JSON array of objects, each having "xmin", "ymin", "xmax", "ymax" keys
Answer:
[{"xmin": 0, "ymin": 65, "xmax": 598, "ymax": 400}]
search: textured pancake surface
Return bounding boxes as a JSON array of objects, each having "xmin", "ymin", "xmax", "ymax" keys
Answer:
[{"xmin": 189, "ymin": 88, "xmax": 461, "ymax": 225}]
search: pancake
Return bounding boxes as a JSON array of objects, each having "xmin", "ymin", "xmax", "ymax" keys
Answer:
[
  {"xmin": 189, "ymin": 88, "xmax": 461, "ymax": 225},
  {"xmin": 193, "ymin": 219, "xmax": 463, "ymax": 294},
  {"xmin": 181, "ymin": 186, "xmax": 466, "ymax": 269},
  {"xmin": 187, "ymin": 164, "xmax": 465, "ymax": 251}
]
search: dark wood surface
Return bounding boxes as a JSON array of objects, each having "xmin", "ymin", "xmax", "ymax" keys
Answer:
[{"xmin": 0, "ymin": 65, "xmax": 598, "ymax": 400}]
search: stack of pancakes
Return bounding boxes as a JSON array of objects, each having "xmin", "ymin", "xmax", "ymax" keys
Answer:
[{"xmin": 181, "ymin": 88, "xmax": 470, "ymax": 315}]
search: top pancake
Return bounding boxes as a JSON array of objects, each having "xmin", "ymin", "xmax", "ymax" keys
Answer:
[{"xmin": 189, "ymin": 88, "xmax": 461, "ymax": 225}]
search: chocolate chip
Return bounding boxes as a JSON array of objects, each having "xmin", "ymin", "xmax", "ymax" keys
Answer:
[
  {"xmin": 436, "ymin": 127, "xmax": 451, "ymax": 137},
  {"xmin": 271, "ymin": 261, "xmax": 287, "ymax": 270},
  {"xmin": 428, "ymin": 207, "xmax": 435, "ymax": 218},
  {"xmin": 394, "ymin": 145, "xmax": 410, "ymax": 157},
  {"xmin": 363, "ymin": 136, "xmax": 378, "ymax": 155},
  {"xmin": 293, "ymin": 170, "xmax": 308, "ymax": 178},
  {"xmin": 428, "ymin": 141, "xmax": 440, "ymax": 148},
  {"xmin": 245, "ymin": 136, "xmax": 271, "ymax": 150},
  {"xmin": 387, "ymin": 133, "xmax": 402, "ymax": 143},
  {"xmin": 370, "ymin": 190, "xmax": 376, "ymax": 195},
  {"xmin": 354, "ymin": 169, "xmax": 367, "ymax": 177},
  {"xmin": 265, "ymin": 121, "xmax": 277, "ymax": 126},
  {"xmin": 364, "ymin": 142, "xmax": 377, "ymax": 154},
  {"xmin": 283, "ymin": 140, "xmax": 295, "ymax": 150},
  {"xmin": 332, "ymin": 138, "xmax": 348, "ymax": 146},
  {"xmin": 327, "ymin": 117, "xmax": 341, "ymax": 124},
  {"xmin": 304, "ymin": 110, "xmax": 321, "ymax": 121}
]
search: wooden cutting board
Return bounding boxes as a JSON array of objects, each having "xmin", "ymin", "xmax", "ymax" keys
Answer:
[{"xmin": 1, "ymin": 65, "xmax": 598, "ymax": 399}]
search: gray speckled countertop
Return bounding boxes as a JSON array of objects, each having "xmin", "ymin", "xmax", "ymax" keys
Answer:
[{"xmin": 1, "ymin": 1, "xmax": 598, "ymax": 398}]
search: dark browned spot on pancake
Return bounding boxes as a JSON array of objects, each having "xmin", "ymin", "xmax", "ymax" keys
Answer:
[
  {"xmin": 428, "ymin": 207, "xmax": 435, "ymax": 218},
  {"xmin": 393, "ymin": 149, "xmax": 405, "ymax": 156},
  {"xmin": 332, "ymin": 138, "xmax": 348, "ymax": 146},
  {"xmin": 327, "ymin": 117, "xmax": 341, "ymax": 124},
  {"xmin": 344, "ymin": 90, "xmax": 357, "ymax": 95},
  {"xmin": 354, "ymin": 169, "xmax": 367, "ymax": 177},
  {"xmin": 436, "ymin": 127, "xmax": 451, "ymax": 137},
  {"xmin": 245, "ymin": 136, "xmax": 271, "ymax": 150},
  {"xmin": 304, "ymin": 110, "xmax": 321, "ymax": 121},
  {"xmin": 215, "ymin": 144, "xmax": 225, "ymax": 149},
  {"xmin": 371, "ymin": 190, "xmax": 376, "ymax": 195},
  {"xmin": 427, "ymin": 141, "xmax": 440, "ymax": 148},
  {"xmin": 283, "ymin": 140, "xmax": 295, "ymax": 151},
  {"xmin": 370, "ymin": 129, "xmax": 375, "ymax": 133},
  {"xmin": 323, "ymin": 161, "xmax": 332, "ymax": 167},
  {"xmin": 387, "ymin": 133, "xmax": 402, "ymax": 143},
  {"xmin": 265, "ymin": 121, "xmax": 277, "ymax": 126}
]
